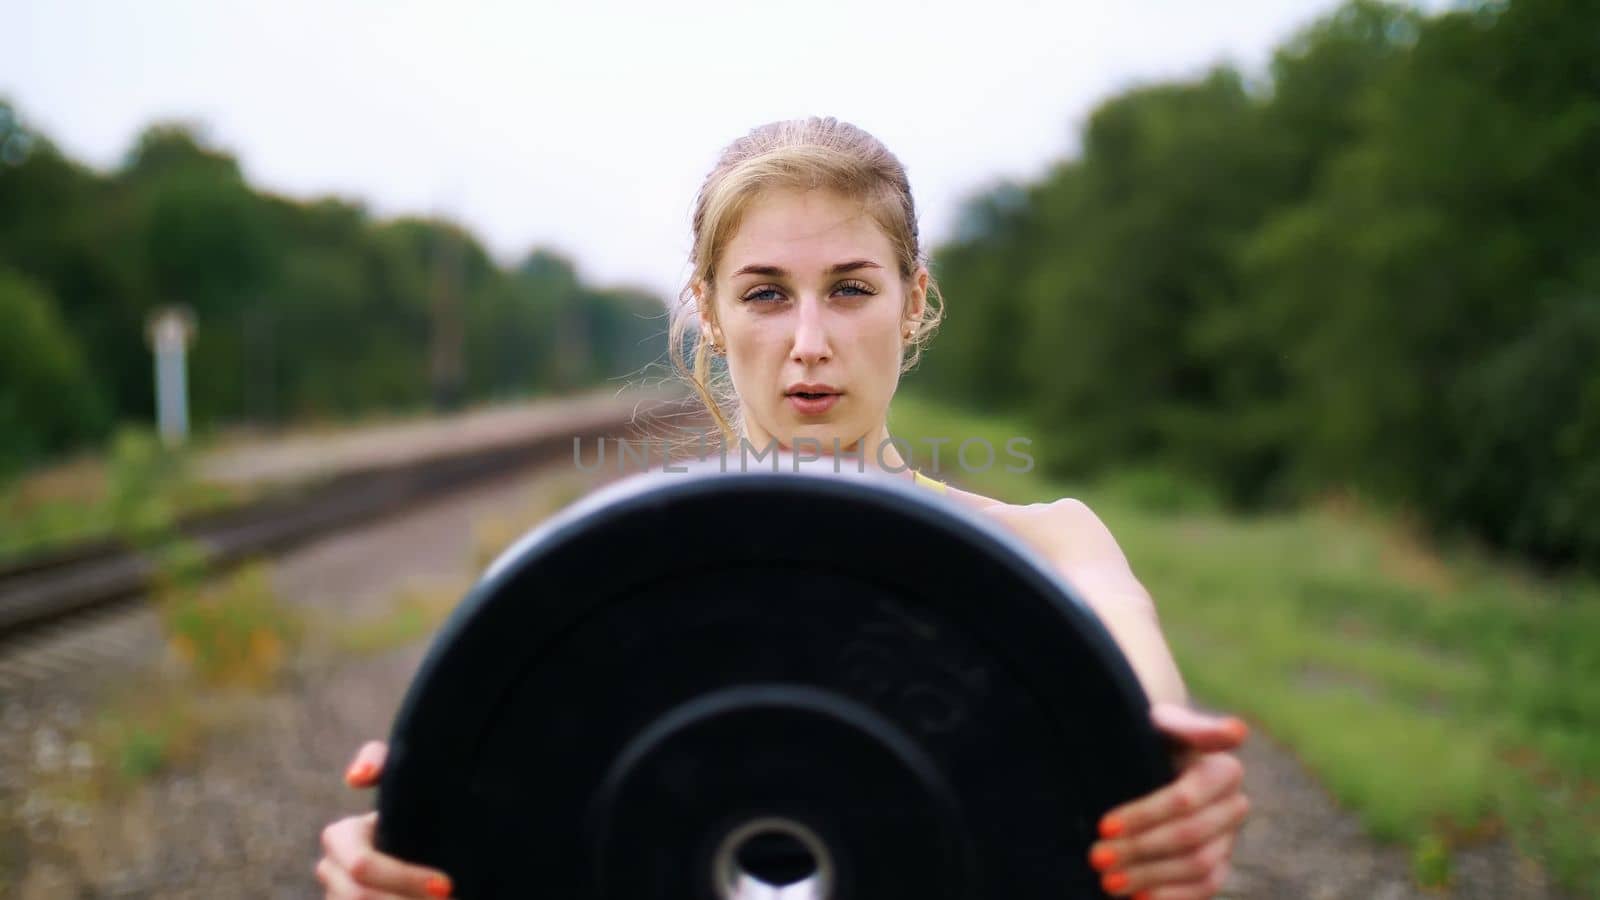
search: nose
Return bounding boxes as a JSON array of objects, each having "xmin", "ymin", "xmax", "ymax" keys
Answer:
[{"xmin": 791, "ymin": 295, "xmax": 832, "ymax": 366}]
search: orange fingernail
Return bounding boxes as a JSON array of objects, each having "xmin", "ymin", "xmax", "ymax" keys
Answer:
[
  {"xmin": 1089, "ymin": 845, "xmax": 1118, "ymax": 872},
  {"xmin": 345, "ymin": 762, "xmax": 375, "ymax": 784},
  {"xmin": 1133, "ymin": 892, "xmax": 1152, "ymax": 900},
  {"xmin": 1098, "ymin": 815, "xmax": 1125, "ymax": 839},
  {"xmin": 1226, "ymin": 717, "xmax": 1250, "ymax": 742},
  {"xmin": 425, "ymin": 875, "xmax": 452, "ymax": 898},
  {"xmin": 1101, "ymin": 870, "xmax": 1130, "ymax": 893}
]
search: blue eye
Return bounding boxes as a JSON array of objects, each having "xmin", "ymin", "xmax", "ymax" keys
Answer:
[{"xmin": 740, "ymin": 282, "xmax": 876, "ymax": 303}]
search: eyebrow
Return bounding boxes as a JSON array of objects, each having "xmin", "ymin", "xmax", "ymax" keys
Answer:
[{"xmin": 731, "ymin": 259, "xmax": 884, "ymax": 278}]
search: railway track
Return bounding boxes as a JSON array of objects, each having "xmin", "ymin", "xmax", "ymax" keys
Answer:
[{"xmin": 0, "ymin": 395, "xmax": 699, "ymax": 650}]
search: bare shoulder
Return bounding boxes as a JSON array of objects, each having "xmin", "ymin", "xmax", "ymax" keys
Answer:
[
  {"xmin": 945, "ymin": 488, "xmax": 1136, "ymax": 574},
  {"xmin": 947, "ymin": 488, "xmax": 1176, "ymax": 698}
]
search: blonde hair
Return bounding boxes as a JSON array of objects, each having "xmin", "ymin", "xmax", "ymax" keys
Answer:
[{"xmin": 668, "ymin": 117, "xmax": 945, "ymax": 447}]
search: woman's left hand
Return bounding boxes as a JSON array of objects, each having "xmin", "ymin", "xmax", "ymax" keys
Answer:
[{"xmin": 1086, "ymin": 704, "xmax": 1251, "ymax": 899}]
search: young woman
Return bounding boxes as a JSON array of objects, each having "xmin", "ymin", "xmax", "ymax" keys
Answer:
[{"xmin": 316, "ymin": 117, "xmax": 1251, "ymax": 900}]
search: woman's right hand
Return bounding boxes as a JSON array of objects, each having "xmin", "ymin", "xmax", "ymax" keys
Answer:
[{"xmin": 316, "ymin": 741, "xmax": 454, "ymax": 899}]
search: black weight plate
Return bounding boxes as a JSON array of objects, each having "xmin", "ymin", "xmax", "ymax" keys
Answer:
[{"xmin": 376, "ymin": 465, "xmax": 1173, "ymax": 899}]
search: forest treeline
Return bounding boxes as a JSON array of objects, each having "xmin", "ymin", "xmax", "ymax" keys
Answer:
[
  {"xmin": 3, "ymin": 0, "xmax": 1596, "ymax": 571},
  {"xmin": 0, "ymin": 108, "xmax": 665, "ymax": 475},
  {"xmin": 908, "ymin": 0, "xmax": 1598, "ymax": 571}
]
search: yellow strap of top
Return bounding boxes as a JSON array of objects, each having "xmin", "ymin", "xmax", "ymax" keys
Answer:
[{"xmin": 911, "ymin": 470, "xmax": 949, "ymax": 494}]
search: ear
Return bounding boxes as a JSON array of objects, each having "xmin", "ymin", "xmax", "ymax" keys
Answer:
[
  {"xmin": 904, "ymin": 266, "xmax": 929, "ymax": 328},
  {"xmin": 693, "ymin": 280, "xmax": 721, "ymax": 343}
]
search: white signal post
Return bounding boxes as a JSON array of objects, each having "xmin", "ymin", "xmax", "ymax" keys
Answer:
[{"xmin": 146, "ymin": 306, "xmax": 196, "ymax": 447}]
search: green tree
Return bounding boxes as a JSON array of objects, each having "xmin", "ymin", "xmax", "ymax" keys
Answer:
[{"xmin": 0, "ymin": 269, "xmax": 106, "ymax": 473}]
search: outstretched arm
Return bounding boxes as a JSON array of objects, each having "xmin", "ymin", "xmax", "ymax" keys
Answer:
[
  {"xmin": 1040, "ymin": 498, "xmax": 1252, "ymax": 900},
  {"xmin": 1040, "ymin": 498, "xmax": 1189, "ymax": 705}
]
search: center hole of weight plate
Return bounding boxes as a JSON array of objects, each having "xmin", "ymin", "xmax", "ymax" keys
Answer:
[{"xmin": 712, "ymin": 817, "xmax": 833, "ymax": 900}]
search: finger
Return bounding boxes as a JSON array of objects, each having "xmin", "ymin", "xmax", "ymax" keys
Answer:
[
  {"xmin": 321, "ymin": 812, "xmax": 453, "ymax": 898},
  {"xmin": 1144, "ymin": 859, "xmax": 1232, "ymax": 900},
  {"xmin": 1150, "ymin": 704, "xmax": 1249, "ymax": 754},
  {"xmin": 1098, "ymin": 752, "xmax": 1244, "ymax": 839},
  {"xmin": 1114, "ymin": 792, "xmax": 1249, "ymax": 868},
  {"xmin": 1092, "ymin": 833, "xmax": 1232, "ymax": 896},
  {"xmin": 315, "ymin": 856, "xmax": 413, "ymax": 900},
  {"xmin": 344, "ymin": 740, "xmax": 389, "ymax": 788}
]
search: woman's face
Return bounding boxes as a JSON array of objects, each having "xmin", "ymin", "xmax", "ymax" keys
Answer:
[{"xmin": 702, "ymin": 187, "xmax": 926, "ymax": 459}]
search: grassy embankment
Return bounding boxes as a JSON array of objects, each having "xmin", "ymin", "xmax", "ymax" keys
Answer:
[
  {"xmin": 0, "ymin": 400, "xmax": 484, "ymax": 562},
  {"xmin": 888, "ymin": 393, "xmax": 1599, "ymax": 894},
  {"xmin": 0, "ymin": 428, "xmax": 250, "ymax": 562}
]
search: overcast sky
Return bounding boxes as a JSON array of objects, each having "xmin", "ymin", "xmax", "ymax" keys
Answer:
[{"xmin": 9, "ymin": 0, "xmax": 1386, "ymax": 299}]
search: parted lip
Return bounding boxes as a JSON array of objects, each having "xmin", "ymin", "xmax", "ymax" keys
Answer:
[{"xmin": 785, "ymin": 383, "xmax": 842, "ymax": 395}]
